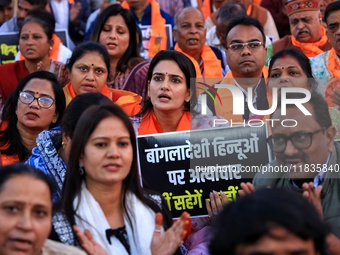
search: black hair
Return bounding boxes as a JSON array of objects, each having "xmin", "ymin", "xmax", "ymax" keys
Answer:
[
  {"xmin": 209, "ymin": 188, "xmax": 330, "ymax": 255},
  {"xmin": 0, "ymin": 163, "xmax": 54, "ymax": 201},
  {"xmin": 22, "ymin": 9, "xmax": 56, "ymax": 41},
  {"xmin": 324, "ymin": 1, "xmax": 340, "ymax": 24},
  {"xmin": 268, "ymin": 48, "xmax": 317, "ymax": 90},
  {"xmin": 224, "ymin": 15, "xmax": 266, "ymax": 47},
  {"xmin": 141, "ymin": 50, "xmax": 197, "ymax": 115},
  {"xmin": 61, "ymin": 103, "xmax": 173, "ymax": 244},
  {"xmin": 66, "ymin": 41, "xmax": 111, "ymax": 82},
  {"xmin": 23, "ymin": 0, "xmax": 47, "ymax": 7},
  {"xmin": 62, "ymin": 92, "xmax": 112, "ymax": 140},
  {"xmin": 216, "ymin": 3, "xmax": 246, "ymax": 24},
  {"xmin": 0, "ymin": 71, "xmax": 66, "ymax": 161},
  {"xmin": 90, "ymin": 4, "xmax": 142, "ymax": 73}
]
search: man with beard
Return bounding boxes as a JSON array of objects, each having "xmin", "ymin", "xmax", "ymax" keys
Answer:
[
  {"xmin": 0, "ymin": 0, "xmax": 47, "ymax": 32},
  {"xmin": 252, "ymin": 92, "xmax": 340, "ymax": 254},
  {"xmin": 268, "ymin": 0, "xmax": 331, "ymax": 58}
]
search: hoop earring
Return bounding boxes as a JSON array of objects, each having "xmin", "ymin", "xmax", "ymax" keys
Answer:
[{"xmin": 79, "ymin": 163, "xmax": 84, "ymax": 175}]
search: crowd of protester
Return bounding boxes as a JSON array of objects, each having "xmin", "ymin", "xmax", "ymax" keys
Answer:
[{"xmin": 0, "ymin": 0, "xmax": 340, "ymax": 254}]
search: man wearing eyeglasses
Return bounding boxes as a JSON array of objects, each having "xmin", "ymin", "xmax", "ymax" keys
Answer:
[
  {"xmin": 252, "ymin": 92, "xmax": 340, "ymax": 253},
  {"xmin": 311, "ymin": 1, "xmax": 340, "ymax": 106},
  {"xmin": 205, "ymin": 15, "xmax": 270, "ymax": 123}
]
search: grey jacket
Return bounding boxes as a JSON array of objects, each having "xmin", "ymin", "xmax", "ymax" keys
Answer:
[{"xmin": 253, "ymin": 141, "xmax": 340, "ymax": 237}]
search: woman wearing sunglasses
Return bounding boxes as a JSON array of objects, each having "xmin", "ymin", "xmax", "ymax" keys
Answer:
[{"xmin": 0, "ymin": 71, "xmax": 65, "ymax": 166}]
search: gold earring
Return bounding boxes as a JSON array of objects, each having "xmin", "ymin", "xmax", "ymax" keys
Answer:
[{"xmin": 62, "ymin": 141, "xmax": 66, "ymax": 149}]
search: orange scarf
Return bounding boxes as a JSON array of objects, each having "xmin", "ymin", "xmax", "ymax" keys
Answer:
[
  {"xmin": 175, "ymin": 44, "xmax": 223, "ymax": 95},
  {"xmin": 109, "ymin": 87, "xmax": 142, "ymax": 116},
  {"xmin": 1, "ymin": 154, "xmax": 19, "ymax": 166},
  {"xmin": 291, "ymin": 25, "xmax": 329, "ymax": 58},
  {"xmin": 327, "ymin": 48, "xmax": 340, "ymax": 78},
  {"xmin": 215, "ymin": 67, "xmax": 270, "ymax": 122},
  {"xmin": 246, "ymin": 4, "xmax": 252, "ymax": 15},
  {"xmin": 174, "ymin": 44, "xmax": 222, "ymax": 79},
  {"xmin": 198, "ymin": 0, "xmax": 211, "ymax": 19},
  {"xmin": 325, "ymin": 49, "xmax": 340, "ymax": 107},
  {"xmin": 20, "ymin": 34, "xmax": 61, "ymax": 62},
  {"xmin": 139, "ymin": 110, "xmax": 191, "ymax": 135},
  {"xmin": 63, "ymin": 82, "xmax": 142, "ymax": 116},
  {"xmin": 121, "ymin": 0, "xmax": 167, "ymax": 58},
  {"xmin": 0, "ymin": 121, "xmax": 19, "ymax": 166},
  {"xmin": 63, "ymin": 82, "xmax": 112, "ymax": 105}
]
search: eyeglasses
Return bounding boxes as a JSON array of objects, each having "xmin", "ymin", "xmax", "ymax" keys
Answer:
[
  {"xmin": 19, "ymin": 91, "xmax": 55, "ymax": 109},
  {"xmin": 227, "ymin": 41, "xmax": 264, "ymax": 53},
  {"xmin": 266, "ymin": 129, "xmax": 325, "ymax": 153},
  {"xmin": 328, "ymin": 22, "xmax": 340, "ymax": 33}
]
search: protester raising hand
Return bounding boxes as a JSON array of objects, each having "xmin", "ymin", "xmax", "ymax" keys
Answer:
[{"xmin": 73, "ymin": 211, "xmax": 190, "ymax": 255}]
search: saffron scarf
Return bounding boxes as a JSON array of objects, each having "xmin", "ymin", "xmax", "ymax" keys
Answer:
[
  {"xmin": 20, "ymin": 34, "xmax": 61, "ymax": 62},
  {"xmin": 63, "ymin": 82, "xmax": 112, "ymax": 105},
  {"xmin": 214, "ymin": 67, "xmax": 270, "ymax": 122},
  {"xmin": 1, "ymin": 154, "xmax": 19, "ymax": 166},
  {"xmin": 175, "ymin": 44, "xmax": 223, "ymax": 95},
  {"xmin": 121, "ymin": 0, "xmax": 167, "ymax": 58},
  {"xmin": 139, "ymin": 110, "xmax": 191, "ymax": 135},
  {"xmin": 291, "ymin": 25, "xmax": 329, "ymax": 58},
  {"xmin": 246, "ymin": 4, "xmax": 252, "ymax": 15},
  {"xmin": 174, "ymin": 44, "xmax": 222, "ymax": 79},
  {"xmin": 198, "ymin": 0, "xmax": 211, "ymax": 19},
  {"xmin": 325, "ymin": 49, "xmax": 340, "ymax": 107},
  {"xmin": 327, "ymin": 48, "xmax": 340, "ymax": 78},
  {"xmin": 63, "ymin": 82, "xmax": 142, "ymax": 116},
  {"xmin": 0, "ymin": 122, "xmax": 19, "ymax": 166}
]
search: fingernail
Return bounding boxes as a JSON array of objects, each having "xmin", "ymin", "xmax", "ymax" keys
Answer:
[
  {"xmin": 220, "ymin": 190, "xmax": 223, "ymax": 194},
  {"xmin": 213, "ymin": 190, "xmax": 217, "ymax": 194}
]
